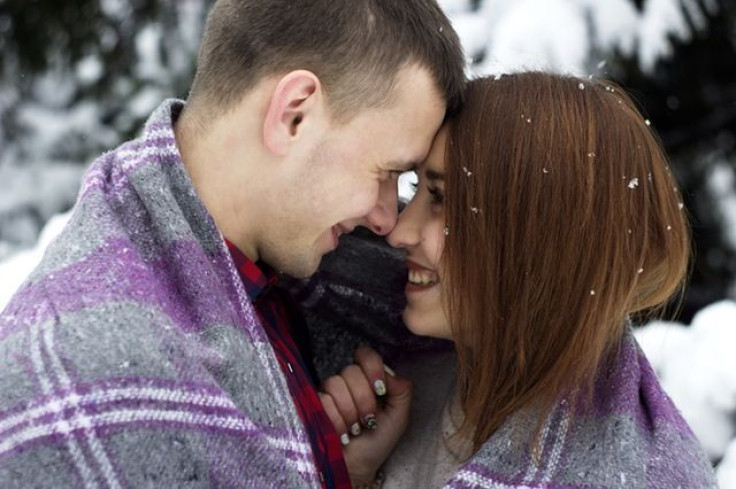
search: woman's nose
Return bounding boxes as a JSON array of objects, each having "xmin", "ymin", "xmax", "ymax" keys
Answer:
[{"xmin": 387, "ymin": 200, "xmax": 421, "ymax": 249}]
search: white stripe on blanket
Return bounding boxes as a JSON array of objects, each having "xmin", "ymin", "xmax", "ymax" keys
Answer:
[
  {"xmin": 42, "ymin": 319, "xmax": 122, "ymax": 489},
  {"xmin": 30, "ymin": 321, "xmax": 100, "ymax": 489},
  {"xmin": 453, "ymin": 469, "xmax": 540, "ymax": 489},
  {"xmin": 541, "ymin": 409, "xmax": 570, "ymax": 483},
  {"xmin": 0, "ymin": 407, "xmax": 315, "ymax": 475},
  {"xmin": 0, "ymin": 390, "xmax": 312, "ymax": 455}
]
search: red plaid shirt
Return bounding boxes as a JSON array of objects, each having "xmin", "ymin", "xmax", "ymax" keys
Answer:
[{"xmin": 225, "ymin": 240, "xmax": 351, "ymax": 489}]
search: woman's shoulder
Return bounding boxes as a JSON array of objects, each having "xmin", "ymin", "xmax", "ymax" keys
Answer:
[{"xmin": 446, "ymin": 331, "xmax": 716, "ymax": 488}]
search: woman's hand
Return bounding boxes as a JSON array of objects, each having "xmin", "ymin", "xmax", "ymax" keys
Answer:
[{"xmin": 319, "ymin": 346, "xmax": 412, "ymax": 486}]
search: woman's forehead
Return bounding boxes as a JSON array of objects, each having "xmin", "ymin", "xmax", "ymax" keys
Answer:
[{"xmin": 420, "ymin": 127, "xmax": 448, "ymax": 176}]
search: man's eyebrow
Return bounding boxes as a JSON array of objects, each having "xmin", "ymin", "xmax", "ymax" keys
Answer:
[
  {"xmin": 389, "ymin": 160, "xmax": 422, "ymax": 172},
  {"xmin": 425, "ymin": 169, "xmax": 445, "ymax": 181}
]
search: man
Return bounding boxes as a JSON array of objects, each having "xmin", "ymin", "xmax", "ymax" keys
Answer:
[{"xmin": 0, "ymin": 0, "xmax": 464, "ymax": 487}]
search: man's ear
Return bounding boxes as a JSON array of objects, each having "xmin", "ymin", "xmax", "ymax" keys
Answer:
[{"xmin": 263, "ymin": 70, "xmax": 323, "ymax": 156}]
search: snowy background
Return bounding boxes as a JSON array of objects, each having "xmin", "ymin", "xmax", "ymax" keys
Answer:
[{"xmin": 1, "ymin": 0, "xmax": 735, "ymax": 485}]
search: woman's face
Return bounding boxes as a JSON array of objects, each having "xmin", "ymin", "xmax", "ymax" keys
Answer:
[{"xmin": 387, "ymin": 127, "xmax": 452, "ymax": 340}]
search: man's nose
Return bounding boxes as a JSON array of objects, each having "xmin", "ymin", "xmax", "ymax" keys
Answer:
[
  {"xmin": 364, "ymin": 181, "xmax": 399, "ymax": 235},
  {"xmin": 364, "ymin": 200, "xmax": 398, "ymax": 236}
]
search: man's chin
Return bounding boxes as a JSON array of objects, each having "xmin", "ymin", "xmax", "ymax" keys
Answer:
[{"xmin": 278, "ymin": 255, "xmax": 323, "ymax": 279}]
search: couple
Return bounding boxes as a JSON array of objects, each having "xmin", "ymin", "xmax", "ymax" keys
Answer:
[{"xmin": 0, "ymin": 1, "xmax": 715, "ymax": 488}]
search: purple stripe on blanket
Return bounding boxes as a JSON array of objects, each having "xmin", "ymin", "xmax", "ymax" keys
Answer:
[
  {"xmin": 3, "ymin": 238, "xmax": 265, "ymax": 342},
  {"xmin": 0, "ymin": 299, "xmax": 56, "ymax": 336},
  {"xmin": 143, "ymin": 120, "xmax": 176, "ymax": 134},
  {"xmin": 634, "ymin": 348, "xmax": 694, "ymax": 435},
  {"xmin": 444, "ymin": 480, "xmax": 476, "ymax": 489},
  {"xmin": 578, "ymin": 338, "xmax": 693, "ymax": 435},
  {"xmin": 79, "ymin": 162, "xmax": 152, "ymax": 200},
  {"xmin": 582, "ymin": 338, "xmax": 641, "ymax": 417}
]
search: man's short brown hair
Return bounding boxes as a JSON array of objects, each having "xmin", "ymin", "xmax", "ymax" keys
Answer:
[{"xmin": 187, "ymin": 0, "xmax": 465, "ymax": 122}]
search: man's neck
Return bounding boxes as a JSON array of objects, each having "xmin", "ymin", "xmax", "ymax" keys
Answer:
[{"xmin": 174, "ymin": 108, "xmax": 264, "ymax": 262}]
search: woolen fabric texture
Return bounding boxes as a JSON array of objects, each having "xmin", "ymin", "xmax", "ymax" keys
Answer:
[
  {"xmin": 0, "ymin": 100, "xmax": 319, "ymax": 488},
  {"xmin": 286, "ymin": 233, "xmax": 718, "ymax": 489},
  {"xmin": 0, "ymin": 97, "xmax": 718, "ymax": 488}
]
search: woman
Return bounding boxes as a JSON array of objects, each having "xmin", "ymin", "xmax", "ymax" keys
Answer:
[{"xmin": 318, "ymin": 73, "xmax": 716, "ymax": 488}]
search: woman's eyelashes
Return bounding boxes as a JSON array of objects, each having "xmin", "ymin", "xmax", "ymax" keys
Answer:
[
  {"xmin": 428, "ymin": 186, "xmax": 444, "ymax": 205},
  {"xmin": 410, "ymin": 182, "xmax": 444, "ymax": 206}
]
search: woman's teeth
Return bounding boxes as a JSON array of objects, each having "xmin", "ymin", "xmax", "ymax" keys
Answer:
[{"xmin": 408, "ymin": 269, "xmax": 439, "ymax": 286}]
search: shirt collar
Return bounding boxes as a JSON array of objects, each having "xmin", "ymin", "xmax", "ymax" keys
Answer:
[{"xmin": 224, "ymin": 239, "xmax": 278, "ymax": 302}]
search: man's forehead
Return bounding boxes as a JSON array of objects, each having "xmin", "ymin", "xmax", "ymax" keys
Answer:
[{"xmin": 392, "ymin": 130, "xmax": 441, "ymax": 171}]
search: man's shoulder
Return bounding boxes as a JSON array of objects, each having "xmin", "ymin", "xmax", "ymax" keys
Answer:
[{"xmin": 0, "ymin": 237, "xmax": 315, "ymax": 488}]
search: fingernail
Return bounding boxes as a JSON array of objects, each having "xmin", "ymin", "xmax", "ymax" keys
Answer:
[
  {"xmin": 374, "ymin": 379, "xmax": 387, "ymax": 396},
  {"xmin": 383, "ymin": 365, "xmax": 396, "ymax": 377},
  {"xmin": 363, "ymin": 414, "xmax": 378, "ymax": 430},
  {"xmin": 350, "ymin": 422, "xmax": 362, "ymax": 436},
  {"xmin": 340, "ymin": 433, "xmax": 350, "ymax": 446}
]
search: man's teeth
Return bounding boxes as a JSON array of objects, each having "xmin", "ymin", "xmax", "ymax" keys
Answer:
[{"xmin": 408, "ymin": 269, "xmax": 439, "ymax": 286}]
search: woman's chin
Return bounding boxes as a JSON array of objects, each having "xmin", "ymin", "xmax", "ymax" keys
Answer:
[{"xmin": 403, "ymin": 309, "xmax": 453, "ymax": 341}]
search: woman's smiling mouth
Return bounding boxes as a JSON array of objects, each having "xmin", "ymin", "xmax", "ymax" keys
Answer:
[{"xmin": 406, "ymin": 260, "xmax": 439, "ymax": 290}]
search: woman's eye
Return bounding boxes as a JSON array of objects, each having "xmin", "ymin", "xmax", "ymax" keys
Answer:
[
  {"xmin": 410, "ymin": 181, "xmax": 444, "ymax": 206},
  {"xmin": 428, "ymin": 187, "xmax": 444, "ymax": 205}
]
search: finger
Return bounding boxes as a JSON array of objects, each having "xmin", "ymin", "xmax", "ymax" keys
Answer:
[
  {"xmin": 384, "ymin": 371, "xmax": 412, "ymax": 407},
  {"xmin": 354, "ymin": 346, "xmax": 388, "ymax": 397},
  {"xmin": 340, "ymin": 364, "xmax": 378, "ymax": 429},
  {"xmin": 321, "ymin": 375, "xmax": 361, "ymax": 436},
  {"xmin": 318, "ymin": 392, "xmax": 350, "ymax": 447},
  {"xmin": 379, "ymin": 373, "xmax": 413, "ymax": 435}
]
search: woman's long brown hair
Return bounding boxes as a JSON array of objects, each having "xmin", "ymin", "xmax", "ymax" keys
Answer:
[{"xmin": 443, "ymin": 73, "xmax": 690, "ymax": 454}]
